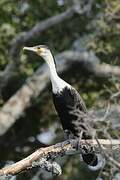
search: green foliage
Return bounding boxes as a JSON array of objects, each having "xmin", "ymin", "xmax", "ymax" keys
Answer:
[{"xmin": 90, "ymin": 0, "xmax": 120, "ymax": 64}]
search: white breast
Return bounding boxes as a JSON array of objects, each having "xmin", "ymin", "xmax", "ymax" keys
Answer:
[
  {"xmin": 44, "ymin": 51, "xmax": 71, "ymax": 94},
  {"xmin": 51, "ymin": 76, "xmax": 71, "ymax": 94}
]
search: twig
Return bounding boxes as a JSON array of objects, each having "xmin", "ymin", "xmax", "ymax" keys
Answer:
[
  {"xmin": 0, "ymin": 139, "xmax": 119, "ymax": 176},
  {"xmin": 110, "ymin": 91, "xmax": 120, "ymax": 100},
  {"xmin": 106, "ymin": 155, "xmax": 120, "ymax": 169}
]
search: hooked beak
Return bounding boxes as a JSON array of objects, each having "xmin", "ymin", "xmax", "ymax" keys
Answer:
[
  {"xmin": 23, "ymin": 46, "xmax": 46, "ymax": 56},
  {"xmin": 23, "ymin": 46, "xmax": 37, "ymax": 52}
]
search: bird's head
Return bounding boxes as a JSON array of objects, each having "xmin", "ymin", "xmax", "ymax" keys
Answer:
[{"xmin": 23, "ymin": 45, "xmax": 51, "ymax": 60}]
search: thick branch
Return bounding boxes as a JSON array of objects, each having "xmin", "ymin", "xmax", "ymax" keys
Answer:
[
  {"xmin": 61, "ymin": 51, "xmax": 120, "ymax": 77},
  {"xmin": 0, "ymin": 139, "xmax": 119, "ymax": 176}
]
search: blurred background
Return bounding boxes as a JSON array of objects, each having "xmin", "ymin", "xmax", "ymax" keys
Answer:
[{"xmin": 0, "ymin": 0, "xmax": 120, "ymax": 179}]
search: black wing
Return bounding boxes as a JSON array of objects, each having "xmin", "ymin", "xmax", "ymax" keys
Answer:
[
  {"xmin": 70, "ymin": 87, "xmax": 87, "ymax": 113},
  {"xmin": 52, "ymin": 87, "xmax": 87, "ymax": 137}
]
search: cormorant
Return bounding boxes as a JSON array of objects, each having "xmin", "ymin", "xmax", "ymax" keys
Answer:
[{"xmin": 23, "ymin": 45, "xmax": 104, "ymax": 170}]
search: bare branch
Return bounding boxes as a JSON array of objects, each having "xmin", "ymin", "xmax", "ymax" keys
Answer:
[
  {"xmin": 94, "ymin": 63, "xmax": 120, "ymax": 78},
  {"xmin": 105, "ymin": 154, "xmax": 120, "ymax": 169},
  {"xmin": 0, "ymin": 139, "xmax": 119, "ymax": 176},
  {"xmin": 61, "ymin": 51, "xmax": 120, "ymax": 77}
]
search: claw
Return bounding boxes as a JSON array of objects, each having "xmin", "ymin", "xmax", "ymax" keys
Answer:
[
  {"xmin": 64, "ymin": 129, "xmax": 74, "ymax": 140},
  {"xmin": 62, "ymin": 139, "xmax": 71, "ymax": 148}
]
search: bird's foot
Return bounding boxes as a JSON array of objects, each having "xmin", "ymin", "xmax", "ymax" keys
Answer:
[
  {"xmin": 61, "ymin": 139, "xmax": 71, "ymax": 148},
  {"xmin": 62, "ymin": 129, "xmax": 74, "ymax": 148},
  {"xmin": 64, "ymin": 129, "xmax": 72, "ymax": 140},
  {"xmin": 63, "ymin": 130, "xmax": 71, "ymax": 147}
]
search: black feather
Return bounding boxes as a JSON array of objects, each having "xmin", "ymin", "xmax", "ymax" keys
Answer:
[
  {"xmin": 53, "ymin": 87, "xmax": 87, "ymax": 137},
  {"xmin": 53, "ymin": 86, "xmax": 98, "ymax": 167}
]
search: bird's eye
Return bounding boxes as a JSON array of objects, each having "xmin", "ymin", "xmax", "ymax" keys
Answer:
[
  {"xmin": 37, "ymin": 47, "xmax": 43, "ymax": 51},
  {"xmin": 37, "ymin": 47, "xmax": 45, "ymax": 53}
]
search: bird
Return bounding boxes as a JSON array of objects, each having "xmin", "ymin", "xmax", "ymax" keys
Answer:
[{"xmin": 23, "ymin": 45, "xmax": 104, "ymax": 170}]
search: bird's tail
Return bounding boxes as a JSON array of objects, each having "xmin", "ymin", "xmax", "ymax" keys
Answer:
[{"xmin": 80, "ymin": 153, "xmax": 105, "ymax": 171}]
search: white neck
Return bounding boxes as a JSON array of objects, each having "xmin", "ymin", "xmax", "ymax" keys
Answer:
[{"xmin": 44, "ymin": 52, "xmax": 71, "ymax": 94}]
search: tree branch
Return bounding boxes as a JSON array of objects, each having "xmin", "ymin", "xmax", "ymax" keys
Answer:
[
  {"xmin": 0, "ymin": 139, "xmax": 119, "ymax": 176},
  {"xmin": 61, "ymin": 51, "xmax": 120, "ymax": 77}
]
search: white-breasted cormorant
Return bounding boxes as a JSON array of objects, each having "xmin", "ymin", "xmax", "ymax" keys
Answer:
[{"xmin": 23, "ymin": 45, "xmax": 104, "ymax": 170}]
